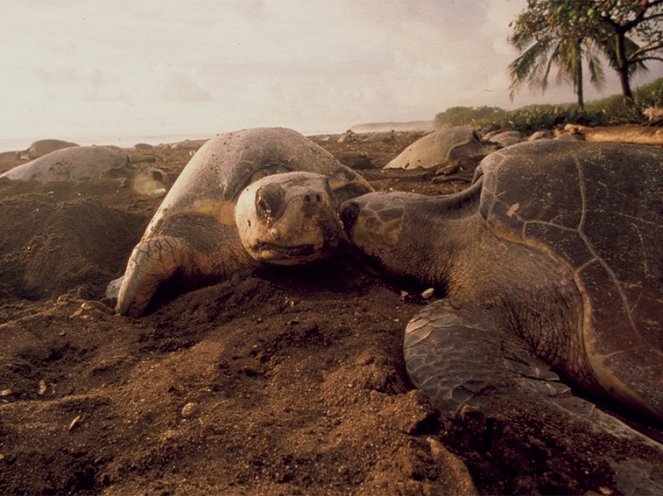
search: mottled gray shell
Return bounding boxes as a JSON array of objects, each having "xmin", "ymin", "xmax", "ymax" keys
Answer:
[
  {"xmin": 385, "ymin": 126, "xmax": 488, "ymax": 170},
  {"xmin": 1, "ymin": 145, "xmax": 129, "ymax": 181},
  {"xmin": 478, "ymin": 140, "xmax": 663, "ymax": 408},
  {"xmin": 483, "ymin": 130, "xmax": 522, "ymax": 147},
  {"xmin": 143, "ymin": 127, "xmax": 373, "ymax": 238}
]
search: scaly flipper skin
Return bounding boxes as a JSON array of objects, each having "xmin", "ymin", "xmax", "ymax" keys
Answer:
[
  {"xmin": 404, "ymin": 300, "xmax": 570, "ymax": 410},
  {"xmin": 116, "ymin": 235, "xmax": 193, "ymax": 316},
  {"xmin": 115, "ymin": 210, "xmax": 248, "ymax": 316},
  {"xmin": 405, "ymin": 300, "xmax": 663, "ymax": 495}
]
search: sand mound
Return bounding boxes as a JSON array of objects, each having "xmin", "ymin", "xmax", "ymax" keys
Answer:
[{"xmin": 0, "ymin": 179, "xmax": 146, "ymax": 300}]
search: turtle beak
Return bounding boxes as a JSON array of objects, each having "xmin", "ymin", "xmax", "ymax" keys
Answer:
[{"xmin": 340, "ymin": 201, "xmax": 360, "ymax": 233}]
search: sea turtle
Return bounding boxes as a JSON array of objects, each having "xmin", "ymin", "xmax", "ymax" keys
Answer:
[
  {"xmin": 483, "ymin": 129, "xmax": 522, "ymax": 147},
  {"xmin": 2, "ymin": 145, "xmax": 128, "ymax": 181},
  {"xmin": 341, "ymin": 141, "xmax": 663, "ymax": 489},
  {"xmin": 114, "ymin": 127, "xmax": 373, "ymax": 316},
  {"xmin": 384, "ymin": 126, "xmax": 496, "ymax": 170},
  {"xmin": 1, "ymin": 144, "xmax": 168, "ymax": 197},
  {"xmin": 644, "ymin": 106, "xmax": 663, "ymax": 126},
  {"xmin": 527, "ymin": 129, "xmax": 553, "ymax": 141},
  {"xmin": 17, "ymin": 138, "xmax": 78, "ymax": 160}
]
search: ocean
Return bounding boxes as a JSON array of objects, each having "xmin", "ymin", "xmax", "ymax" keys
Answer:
[
  {"xmin": 0, "ymin": 128, "xmax": 341, "ymax": 153},
  {"xmin": 0, "ymin": 133, "xmax": 218, "ymax": 153}
]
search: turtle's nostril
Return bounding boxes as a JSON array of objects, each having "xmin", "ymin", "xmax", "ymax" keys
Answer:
[
  {"xmin": 340, "ymin": 202, "xmax": 360, "ymax": 232},
  {"xmin": 304, "ymin": 194, "xmax": 311, "ymax": 202},
  {"xmin": 315, "ymin": 194, "xmax": 322, "ymax": 202},
  {"xmin": 256, "ymin": 183, "xmax": 285, "ymax": 220}
]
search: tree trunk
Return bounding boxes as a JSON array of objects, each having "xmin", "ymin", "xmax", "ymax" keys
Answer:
[
  {"xmin": 576, "ymin": 55, "xmax": 584, "ymax": 109},
  {"xmin": 615, "ymin": 31, "xmax": 634, "ymax": 101}
]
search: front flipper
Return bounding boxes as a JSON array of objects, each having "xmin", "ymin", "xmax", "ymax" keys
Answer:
[
  {"xmin": 115, "ymin": 235, "xmax": 193, "ymax": 316},
  {"xmin": 405, "ymin": 300, "xmax": 663, "ymax": 495}
]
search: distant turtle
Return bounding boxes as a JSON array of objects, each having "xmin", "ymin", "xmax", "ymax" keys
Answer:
[
  {"xmin": 342, "ymin": 140, "xmax": 663, "ymax": 426},
  {"xmin": 2, "ymin": 145, "xmax": 168, "ymax": 196},
  {"xmin": 384, "ymin": 126, "xmax": 496, "ymax": 170},
  {"xmin": 5, "ymin": 145, "xmax": 132, "ymax": 180},
  {"xmin": 483, "ymin": 129, "xmax": 522, "ymax": 147},
  {"xmin": 114, "ymin": 127, "xmax": 373, "ymax": 316},
  {"xmin": 527, "ymin": 129, "xmax": 553, "ymax": 141},
  {"xmin": 17, "ymin": 139, "xmax": 78, "ymax": 160},
  {"xmin": 644, "ymin": 106, "xmax": 663, "ymax": 126}
]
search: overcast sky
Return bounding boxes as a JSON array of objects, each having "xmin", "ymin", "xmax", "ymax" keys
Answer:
[{"xmin": 1, "ymin": 0, "xmax": 661, "ymax": 144}]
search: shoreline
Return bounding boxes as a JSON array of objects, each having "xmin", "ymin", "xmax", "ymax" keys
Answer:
[{"xmin": 0, "ymin": 128, "xmax": 349, "ymax": 154}]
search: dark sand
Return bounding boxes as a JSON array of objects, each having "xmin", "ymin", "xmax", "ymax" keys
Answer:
[{"xmin": 0, "ymin": 132, "xmax": 660, "ymax": 495}]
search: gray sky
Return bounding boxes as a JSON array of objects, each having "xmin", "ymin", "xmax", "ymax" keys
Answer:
[{"xmin": 1, "ymin": 0, "xmax": 661, "ymax": 143}]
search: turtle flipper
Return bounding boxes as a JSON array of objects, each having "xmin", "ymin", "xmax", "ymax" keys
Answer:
[
  {"xmin": 404, "ymin": 300, "xmax": 570, "ymax": 412},
  {"xmin": 115, "ymin": 235, "xmax": 192, "ymax": 316},
  {"xmin": 405, "ymin": 300, "xmax": 663, "ymax": 495}
]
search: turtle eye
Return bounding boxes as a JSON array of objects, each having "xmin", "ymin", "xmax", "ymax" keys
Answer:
[
  {"xmin": 340, "ymin": 202, "xmax": 360, "ymax": 232},
  {"xmin": 255, "ymin": 183, "xmax": 285, "ymax": 220}
]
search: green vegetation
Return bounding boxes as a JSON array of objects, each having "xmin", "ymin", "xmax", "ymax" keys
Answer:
[
  {"xmin": 431, "ymin": 106, "xmax": 506, "ymax": 127},
  {"xmin": 434, "ymin": 77, "xmax": 663, "ymax": 134}
]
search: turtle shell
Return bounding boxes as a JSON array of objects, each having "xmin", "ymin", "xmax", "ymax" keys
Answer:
[
  {"xmin": 143, "ymin": 127, "xmax": 373, "ymax": 238},
  {"xmin": 477, "ymin": 140, "xmax": 663, "ymax": 416},
  {"xmin": 384, "ymin": 126, "xmax": 488, "ymax": 169},
  {"xmin": 21, "ymin": 139, "xmax": 79, "ymax": 160},
  {"xmin": 1, "ymin": 145, "xmax": 129, "ymax": 181}
]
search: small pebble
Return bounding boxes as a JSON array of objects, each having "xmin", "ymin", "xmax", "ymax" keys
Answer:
[
  {"xmin": 0, "ymin": 389, "xmax": 12, "ymax": 397},
  {"xmin": 68, "ymin": 415, "xmax": 82, "ymax": 431},
  {"xmin": 181, "ymin": 402, "xmax": 199, "ymax": 418},
  {"xmin": 421, "ymin": 287, "xmax": 434, "ymax": 299}
]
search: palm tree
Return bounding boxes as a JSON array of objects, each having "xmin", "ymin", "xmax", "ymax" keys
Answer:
[{"xmin": 508, "ymin": 31, "xmax": 606, "ymax": 109}]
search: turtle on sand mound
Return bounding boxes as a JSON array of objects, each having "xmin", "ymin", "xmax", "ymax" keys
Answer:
[
  {"xmin": 384, "ymin": 126, "xmax": 498, "ymax": 172},
  {"xmin": 114, "ymin": 127, "xmax": 373, "ymax": 316},
  {"xmin": 342, "ymin": 140, "xmax": 663, "ymax": 493},
  {"xmin": 17, "ymin": 138, "xmax": 79, "ymax": 160},
  {"xmin": 1, "ymin": 145, "xmax": 168, "ymax": 196}
]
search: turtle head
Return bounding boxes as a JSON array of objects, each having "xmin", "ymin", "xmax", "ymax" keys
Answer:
[
  {"xmin": 131, "ymin": 167, "xmax": 169, "ymax": 197},
  {"xmin": 235, "ymin": 171, "xmax": 344, "ymax": 265},
  {"xmin": 341, "ymin": 185, "xmax": 484, "ymax": 285},
  {"xmin": 340, "ymin": 191, "xmax": 441, "ymax": 285},
  {"xmin": 341, "ymin": 192, "xmax": 407, "ymax": 269}
]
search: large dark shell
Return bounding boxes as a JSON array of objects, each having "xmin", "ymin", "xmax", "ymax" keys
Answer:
[{"xmin": 478, "ymin": 140, "xmax": 663, "ymax": 413}]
